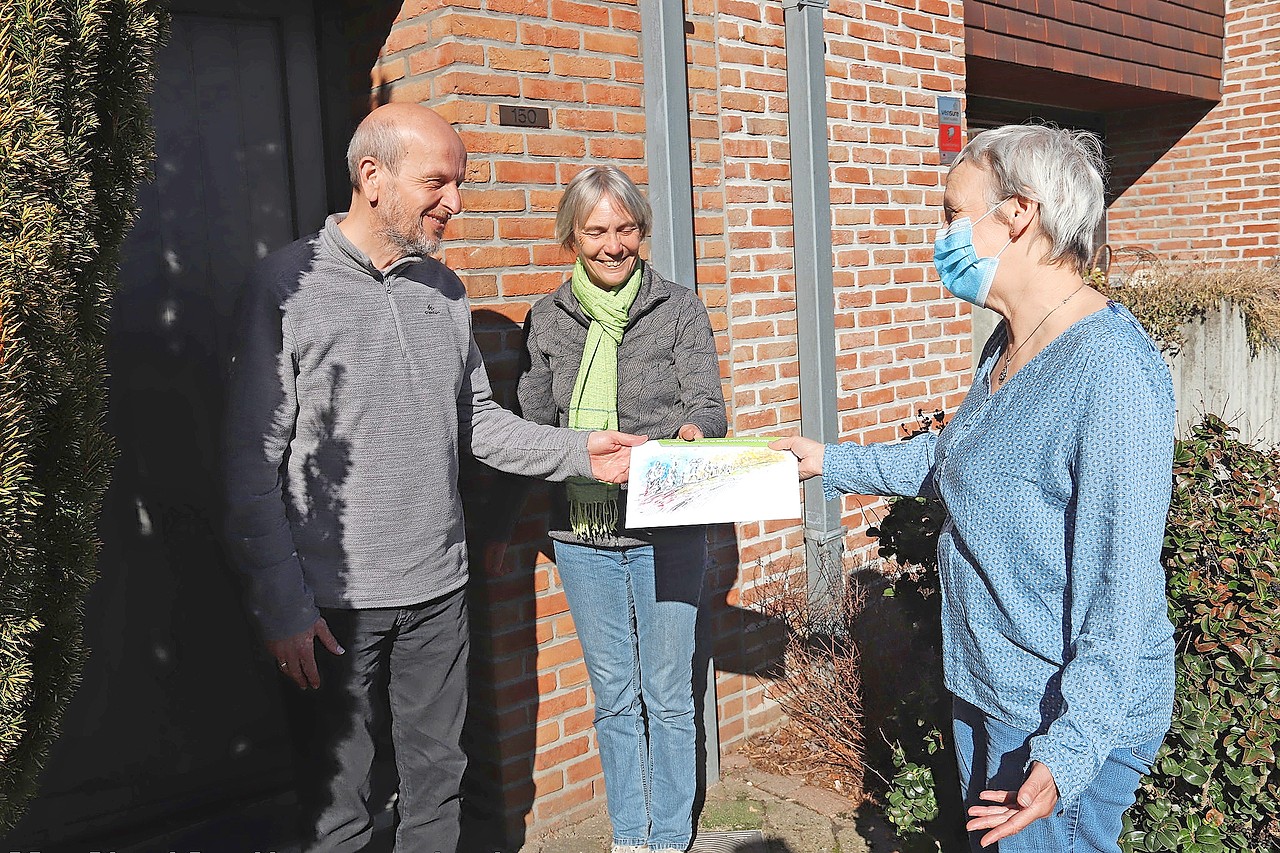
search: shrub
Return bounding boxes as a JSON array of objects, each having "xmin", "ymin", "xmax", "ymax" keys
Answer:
[
  {"xmin": 866, "ymin": 512, "xmax": 952, "ymax": 840},
  {"xmin": 868, "ymin": 415, "xmax": 1280, "ymax": 851},
  {"xmin": 751, "ymin": 552, "xmax": 866, "ymax": 799},
  {"xmin": 1122, "ymin": 415, "xmax": 1280, "ymax": 853},
  {"xmin": 0, "ymin": 0, "xmax": 162, "ymax": 830},
  {"xmin": 861, "ymin": 411, "xmax": 960, "ymax": 845},
  {"xmin": 1095, "ymin": 250, "xmax": 1280, "ymax": 355}
]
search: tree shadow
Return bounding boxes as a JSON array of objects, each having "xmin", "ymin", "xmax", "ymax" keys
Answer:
[
  {"xmin": 0, "ymin": 223, "xmax": 349, "ymax": 852},
  {"xmin": 692, "ymin": 524, "xmax": 788, "ymax": 822},
  {"xmin": 457, "ymin": 308, "xmax": 549, "ymax": 853}
]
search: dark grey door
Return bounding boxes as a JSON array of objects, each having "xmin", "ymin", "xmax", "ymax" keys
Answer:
[{"xmin": 3, "ymin": 2, "xmax": 327, "ymax": 845}]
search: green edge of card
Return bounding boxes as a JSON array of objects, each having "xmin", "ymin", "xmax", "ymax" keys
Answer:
[{"xmin": 654, "ymin": 437, "xmax": 783, "ymax": 448}]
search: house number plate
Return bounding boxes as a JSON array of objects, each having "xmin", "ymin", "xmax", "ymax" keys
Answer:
[{"xmin": 498, "ymin": 105, "xmax": 551, "ymax": 129}]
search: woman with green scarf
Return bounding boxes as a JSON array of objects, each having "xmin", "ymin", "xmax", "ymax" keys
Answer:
[{"xmin": 515, "ymin": 166, "xmax": 727, "ymax": 853}]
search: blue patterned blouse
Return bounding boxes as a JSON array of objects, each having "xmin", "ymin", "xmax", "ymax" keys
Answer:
[{"xmin": 823, "ymin": 301, "xmax": 1176, "ymax": 807}]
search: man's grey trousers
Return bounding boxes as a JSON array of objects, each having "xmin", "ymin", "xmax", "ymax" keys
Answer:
[{"xmin": 294, "ymin": 586, "xmax": 469, "ymax": 853}]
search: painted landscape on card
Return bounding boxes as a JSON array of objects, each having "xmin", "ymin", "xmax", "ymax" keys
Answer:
[{"xmin": 626, "ymin": 440, "xmax": 802, "ymax": 527}]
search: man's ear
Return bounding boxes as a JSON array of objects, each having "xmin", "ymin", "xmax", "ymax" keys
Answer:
[{"xmin": 358, "ymin": 157, "xmax": 381, "ymax": 204}]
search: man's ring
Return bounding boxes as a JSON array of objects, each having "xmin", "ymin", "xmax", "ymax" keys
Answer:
[{"xmin": 279, "ymin": 660, "xmax": 288, "ymax": 670}]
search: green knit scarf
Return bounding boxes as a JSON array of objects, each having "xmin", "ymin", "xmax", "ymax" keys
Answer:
[{"xmin": 566, "ymin": 258, "xmax": 643, "ymax": 538}]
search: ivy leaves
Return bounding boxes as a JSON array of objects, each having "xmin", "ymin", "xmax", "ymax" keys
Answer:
[
  {"xmin": 884, "ymin": 739, "xmax": 941, "ymax": 835},
  {"xmin": 1126, "ymin": 414, "xmax": 1280, "ymax": 853}
]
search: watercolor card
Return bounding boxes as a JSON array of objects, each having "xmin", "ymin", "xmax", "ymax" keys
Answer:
[{"xmin": 626, "ymin": 438, "xmax": 803, "ymax": 527}]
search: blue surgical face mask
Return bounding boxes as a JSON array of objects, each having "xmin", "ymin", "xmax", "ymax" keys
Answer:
[{"xmin": 933, "ymin": 199, "xmax": 1013, "ymax": 308}]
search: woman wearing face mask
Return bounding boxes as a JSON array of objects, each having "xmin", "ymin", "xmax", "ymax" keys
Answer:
[
  {"xmin": 774, "ymin": 124, "xmax": 1175, "ymax": 853},
  {"xmin": 507, "ymin": 165, "xmax": 726, "ymax": 853}
]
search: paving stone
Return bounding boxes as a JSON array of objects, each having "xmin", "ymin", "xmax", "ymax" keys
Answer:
[
  {"xmin": 788, "ymin": 783, "xmax": 858, "ymax": 819},
  {"xmin": 522, "ymin": 809, "xmax": 611, "ymax": 853},
  {"xmin": 530, "ymin": 838, "xmax": 608, "ymax": 853},
  {"xmin": 740, "ymin": 768, "xmax": 804, "ymax": 799},
  {"xmin": 521, "ymin": 761, "xmax": 877, "ymax": 853},
  {"xmin": 834, "ymin": 824, "xmax": 874, "ymax": 853},
  {"xmin": 846, "ymin": 807, "xmax": 926, "ymax": 853},
  {"xmin": 760, "ymin": 798, "xmax": 837, "ymax": 853},
  {"xmin": 705, "ymin": 773, "xmax": 758, "ymax": 802}
]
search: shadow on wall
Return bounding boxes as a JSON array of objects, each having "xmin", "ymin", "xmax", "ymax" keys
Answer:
[
  {"xmin": 3, "ymin": 1, "xmax": 416, "ymax": 844},
  {"xmin": 459, "ymin": 309, "xmax": 789, "ymax": 852},
  {"xmin": 318, "ymin": 0, "xmax": 406, "ymax": 212},
  {"xmin": 0, "ymin": 238, "xmax": 345, "ymax": 851},
  {"xmin": 965, "ymin": 94, "xmax": 1213, "ymax": 205},
  {"xmin": 1104, "ymin": 100, "xmax": 1215, "ymax": 202}
]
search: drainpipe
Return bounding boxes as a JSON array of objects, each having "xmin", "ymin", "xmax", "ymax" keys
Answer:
[
  {"xmin": 639, "ymin": 0, "xmax": 719, "ymax": 784},
  {"xmin": 639, "ymin": 0, "xmax": 697, "ymax": 291},
  {"xmin": 784, "ymin": 0, "xmax": 845, "ymax": 595}
]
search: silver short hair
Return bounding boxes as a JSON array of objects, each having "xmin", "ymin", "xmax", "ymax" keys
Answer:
[
  {"xmin": 953, "ymin": 124, "xmax": 1106, "ymax": 275},
  {"xmin": 346, "ymin": 117, "xmax": 408, "ymax": 191},
  {"xmin": 555, "ymin": 166, "xmax": 652, "ymax": 248}
]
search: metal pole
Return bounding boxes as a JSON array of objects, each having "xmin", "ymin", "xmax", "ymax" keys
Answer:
[
  {"xmin": 784, "ymin": 0, "xmax": 845, "ymax": 595},
  {"xmin": 639, "ymin": 0, "xmax": 697, "ymax": 291}
]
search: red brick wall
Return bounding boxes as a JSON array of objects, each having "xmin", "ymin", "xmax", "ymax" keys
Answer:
[
  {"xmin": 360, "ymin": 0, "xmax": 969, "ymax": 840},
  {"xmin": 966, "ymin": 0, "xmax": 1224, "ymax": 105},
  {"xmin": 1106, "ymin": 0, "xmax": 1279, "ymax": 262}
]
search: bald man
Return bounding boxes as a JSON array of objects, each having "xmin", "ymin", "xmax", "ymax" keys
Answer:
[{"xmin": 223, "ymin": 104, "xmax": 643, "ymax": 852}]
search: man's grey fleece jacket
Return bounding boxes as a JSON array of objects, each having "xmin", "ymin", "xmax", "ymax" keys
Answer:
[{"xmin": 223, "ymin": 216, "xmax": 591, "ymax": 641}]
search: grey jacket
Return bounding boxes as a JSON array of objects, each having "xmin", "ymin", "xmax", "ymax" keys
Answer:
[
  {"xmin": 223, "ymin": 216, "xmax": 591, "ymax": 640},
  {"xmin": 516, "ymin": 263, "xmax": 727, "ymax": 546}
]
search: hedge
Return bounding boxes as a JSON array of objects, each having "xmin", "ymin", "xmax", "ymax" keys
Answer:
[{"xmin": 0, "ymin": 0, "xmax": 162, "ymax": 830}]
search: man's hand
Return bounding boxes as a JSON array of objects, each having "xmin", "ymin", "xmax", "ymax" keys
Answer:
[
  {"xmin": 677, "ymin": 423, "xmax": 704, "ymax": 441},
  {"xmin": 587, "ymin": 430, "xmax": 648, "ymax": 483},
  {"xmin": 965, "ymin": 760, "xmax": 1059, "ymax": 848},
  {"xmin": 267, "ymin": 617, "xmax": 345, "ymax": 690},
  {"xmin": 769, "ymin": 435, "xmax": 825, "ymax": 480}
]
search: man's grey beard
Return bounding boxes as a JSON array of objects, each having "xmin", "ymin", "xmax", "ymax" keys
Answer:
[
  {"xmin": 379, "ymin": 224, "xmax": 439, "ymax": 259},
  {"xmin": 374, "ymin": 190, "xmax": 441, "ymax": 258}
]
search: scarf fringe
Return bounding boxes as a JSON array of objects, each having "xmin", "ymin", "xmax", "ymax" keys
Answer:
[{"xmin": 568, "ymin": 496, "xmax": 619, "ymax": 540}]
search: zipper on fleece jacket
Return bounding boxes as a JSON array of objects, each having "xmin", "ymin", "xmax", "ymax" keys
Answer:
[{"xmin": 380, "ymin": 270, "xmax": 423, "ymax": 386}]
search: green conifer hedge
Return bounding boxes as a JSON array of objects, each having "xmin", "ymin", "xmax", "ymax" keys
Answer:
[{"xmin": 0, "ymin": 0, "xmax": 162, "ymax": 830}]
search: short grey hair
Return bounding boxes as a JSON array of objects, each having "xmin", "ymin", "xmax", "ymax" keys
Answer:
[
  {"xmin": 346, "ymin": 117, "xmax": 408, "ymax": 191},
  {"xmin": 953, "ymin": 124, "xmax": 1106, "ymax": 275},
  {"xmin": 555, "ymin": 166, "xmax": 652, "ymax": 248}
]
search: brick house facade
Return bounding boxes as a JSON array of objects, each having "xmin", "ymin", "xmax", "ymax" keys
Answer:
[{"xmin": 1107, "ymin": 2, "xmax": 1279, "ymax": 261}]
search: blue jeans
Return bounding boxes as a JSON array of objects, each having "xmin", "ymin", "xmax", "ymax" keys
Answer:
[
  {"xmin": 952, "ymin": 696, "xmax": 1162, "ymax": 852},
  {"xmin": 553, "ymin": 531, "xmax": 706, "ymax": 851}
]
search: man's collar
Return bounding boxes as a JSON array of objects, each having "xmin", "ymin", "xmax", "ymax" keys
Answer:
[{"xmin": 324, "ymin": 214, "xmax": 422, "ymax": 276}]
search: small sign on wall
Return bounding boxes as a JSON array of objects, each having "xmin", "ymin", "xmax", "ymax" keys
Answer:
[
  {"xmin": 938, "ymin": 96, "xmax": 962, "ymax": 165},
  {"xmin": 498, "ymin": 105, "xmax": 551, "ymax": 129}
]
